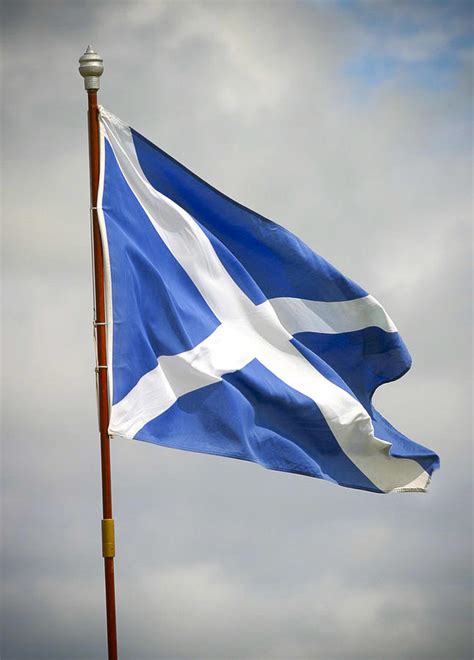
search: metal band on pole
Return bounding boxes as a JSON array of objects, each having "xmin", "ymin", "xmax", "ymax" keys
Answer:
[{"xmin": 79, "ymin": 45, "xmax": 118, "ymax": 660}]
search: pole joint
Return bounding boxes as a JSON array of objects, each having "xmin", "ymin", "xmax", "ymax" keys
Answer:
[{"xmin": 102, "ymin": 519, "xmax": 115, "ymax": 558}]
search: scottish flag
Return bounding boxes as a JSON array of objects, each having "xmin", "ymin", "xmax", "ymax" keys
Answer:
[{"xmin": 97, "ymin": 107, "xmax": 439, "ymax": 494}]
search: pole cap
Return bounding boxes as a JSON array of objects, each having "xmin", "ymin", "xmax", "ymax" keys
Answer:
[{"xmin": 79, "ymin": 45, "xmax": 104, "ymax": 91}]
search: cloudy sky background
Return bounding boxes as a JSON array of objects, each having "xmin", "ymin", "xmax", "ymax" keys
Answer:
[{"xmin": 1, "ymin": 1, "xmax": 472, "ymax": 658}]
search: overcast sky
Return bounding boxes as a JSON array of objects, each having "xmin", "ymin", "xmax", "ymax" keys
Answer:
[{"xmin": 1, "ymin": 1, "xmax": 472, "ymax": 659}]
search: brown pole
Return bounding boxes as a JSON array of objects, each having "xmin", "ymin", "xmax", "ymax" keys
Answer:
[{"xmin": 79, "ymin": 47, "xmax": 118, "ymax": 660}]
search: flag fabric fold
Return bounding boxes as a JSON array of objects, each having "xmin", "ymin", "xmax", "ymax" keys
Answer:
[{"xmin": 97, "ymin": 106, "xmax": 439, "ymax": 493}]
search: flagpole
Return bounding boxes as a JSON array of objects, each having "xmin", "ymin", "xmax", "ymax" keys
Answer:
[{"xmin": 79, "ymin": 46, "xmax": 118, "ymax": 660}]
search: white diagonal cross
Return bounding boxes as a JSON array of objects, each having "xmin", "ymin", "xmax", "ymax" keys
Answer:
[{"xmin": 99, "ymin": 109, "xmax": 428, "ymax": 493}]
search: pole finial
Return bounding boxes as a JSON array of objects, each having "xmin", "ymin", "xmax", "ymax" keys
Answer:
[{"xmin": 79, "ymin": 45, "xmax": 104, "ymax": 91}]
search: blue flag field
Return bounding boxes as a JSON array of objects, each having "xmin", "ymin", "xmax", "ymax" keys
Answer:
[{"xmin": 97, "ymin": 107, "xmax": 439, "ymax": 494}]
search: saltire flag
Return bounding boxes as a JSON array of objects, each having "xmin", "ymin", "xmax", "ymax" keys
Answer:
[{"xmin": 97, "ymin": 107, "xmax": 439, "ymax": 494}]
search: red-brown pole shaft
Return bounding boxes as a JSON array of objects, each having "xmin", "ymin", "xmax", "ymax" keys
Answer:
[
  {"xmin": 83, "ymin": 70, "xmax": 118, "ymax": 658},
  {"xmin": 88, "ymin": 89, "xmax": 118, "ymax": 659}
]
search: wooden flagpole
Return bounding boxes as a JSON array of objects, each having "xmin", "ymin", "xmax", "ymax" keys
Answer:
[{"xmin": 79, "ymin": 46, "xmax": 118, "ymax": 660}]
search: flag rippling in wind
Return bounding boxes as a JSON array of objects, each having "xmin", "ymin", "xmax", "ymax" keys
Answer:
[{"xmin": 97, "ymin": 107, "xmax": 439, "ymax": 494}]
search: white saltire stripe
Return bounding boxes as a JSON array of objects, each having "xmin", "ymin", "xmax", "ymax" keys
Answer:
[
  {"xmin": 100, "ymin": 108, "xmax": 429, "ymax": 492},
  {"xmin": 269, "ymin": 295, "xmax": 396, "ymax": 335},
  {"xmin": 110, "ymin": 321, "xmax": 255, "ymax": 439}
]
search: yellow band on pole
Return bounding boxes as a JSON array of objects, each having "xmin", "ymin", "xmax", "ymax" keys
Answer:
[{"xmin": 102, "ymin": 519, "xmax": 115, "ymax": 558}]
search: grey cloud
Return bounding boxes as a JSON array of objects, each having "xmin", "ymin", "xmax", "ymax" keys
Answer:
[{"xmin": 1, "ymin": 1, "xmax": 472, "ymax": 659}]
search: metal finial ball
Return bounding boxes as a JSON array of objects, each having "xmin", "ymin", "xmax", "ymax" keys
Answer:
[{"xmin": 79, "ymin": 45, "xmax": 104, "ymax": 91}]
